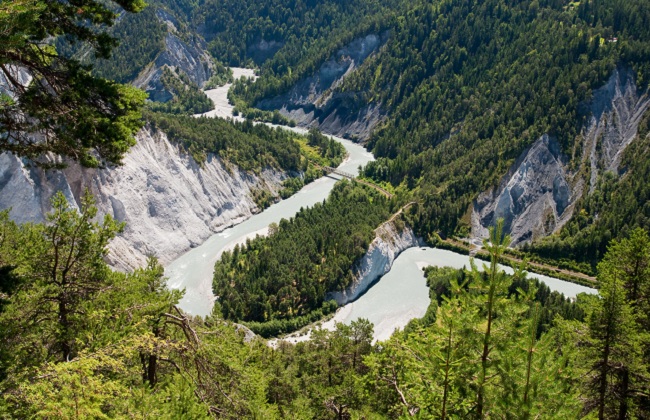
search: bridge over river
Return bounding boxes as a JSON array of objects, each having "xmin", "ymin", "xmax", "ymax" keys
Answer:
[{"xmin": 312, "ymin": 162, "xmax": 394, "ymax": 198}]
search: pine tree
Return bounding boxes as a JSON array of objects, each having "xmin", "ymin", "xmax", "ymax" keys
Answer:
[
  {"xmin": 0, "ymin": 0, "xmax": 147, "ymax": 167},
  {"xmin": 584, "ymin": 230, "xmax": 650, "ymax": 418},
  {"xmin": 473, "ymin": 219, "xmax": 512, "ymax": 418},
  {"xmin": 581, "ymin": 245, "xmax": 649, "ymax": 419},
  {"xmin": 0, "ymin": 191, "xmax": 122, "ymax": 366}
]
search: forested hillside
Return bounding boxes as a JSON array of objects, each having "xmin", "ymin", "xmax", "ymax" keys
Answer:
[
  {"xmin": 195, "ymin": 0, "xmax": 398, "ymax": 71},
  {"xmin": 144, "ymin": 112, "xmax": 344, "ymax": 174},
  {"xmin": 213, "ymin": 181, "xmax": 392, "ymax": 336},
  {"xmin": 91, "ymin": 7, "xmax": 168, "ymax": 84},
  {"xmin": 230, "ymin": 0, "xmax": 650, "ymax": 255},
  {"xmin": 147, "ymin": 68, "xmax": 214, "ymax": 114},
  {"xmin": 364, "ymin": 0, "xmax": 650, "ymax": 241},
  {"xmin": 86, "ymin": 0, "xmax": 397, "ymax": 111},
  {"xmin": 527, "ymin": 109, "xmax": 650, "ymax": 269},
  {"xmin": 2, "ymin": 206, "xmax": 648, "ymax": 417},
  {"xmin": 88, "ymin": 0, "xmax": 650, "ymax": 267}
]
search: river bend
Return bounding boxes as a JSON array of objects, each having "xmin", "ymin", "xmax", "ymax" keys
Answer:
[{"xmin": 166, "ymin": 69, "xmax": 596, "ymax": 340}]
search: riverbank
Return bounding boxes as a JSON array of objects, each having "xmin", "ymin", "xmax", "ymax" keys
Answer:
[
  {"xmin": 269, "ymin": 245, "xmax": 597, "ymax": 345},
  {"xmin": 437, "ymin": 237, "xmax": 598, "ymax": 288}
]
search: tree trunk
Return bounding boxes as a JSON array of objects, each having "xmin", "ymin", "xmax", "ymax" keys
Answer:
[
  {"xmin": 147, "ymin": 353, "xmax": 158, "ymax": 387},
  {"xmin": 59, "ymin": 299, "xmax": 71, "ymax": 362},
  {"xmin": 618, "ymin": 369, "xmax": 629, "ymax": 420},
  {"xmin": 441, "ymin": 319, "xmax": 454, "ymax": 420}
]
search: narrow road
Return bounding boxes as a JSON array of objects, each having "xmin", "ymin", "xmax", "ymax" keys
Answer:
[{"xmin": 374, "ymin": 201, "xmax": 417, "ymax": 232}]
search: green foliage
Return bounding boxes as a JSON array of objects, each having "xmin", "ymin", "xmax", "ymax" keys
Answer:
[
  {"xmin": 565, "ymin": 229, "xmax": 650, "ymax": 418},
  {"xmin": 305, "ymin": 127, "xmax": 345, "ymax": 166},
  {"xmin": 0, "ymin": 0, "xmax": 147, "ymax": 167},
  {"xmin": 362, "ymin": 223, "xmax": 583, "ymax": 418},
  {"xmin": 145, "ymin": 111, "xmax": 302, "ymax": 171},
  {"xmin": 4, "ymin": 0, "xmax": 650, "ymax": 416},
  {"xmin": 244, "ymin": 300, "xmax": 338, "ymax": 338},
  {"xmin": 92, "ymin": 6, "xmax": 167, "ymax": 84},
  {"xmin": 196, "ymin": 0, "xmax": 397, "ymax": 71},
  {"xmin": 0, "ymin": 192, "xmax": 124, "ymax": 366},
  {"xmin": 0, "ymin": 193, "xmax": 279, "ymax": 418},
  {"xmin": 357, "ymin": 0, "xmax": 627, "ymax": 238},
  {"xmin": 148, "ymin": 67, "xmax": 213, "ymax": 115},
  {"xmin": 528, "ymin": 112, "xmax": 650, "ymax": 269},
  {"xmin": 213, "ymin": 182, "xmax": 391, "ymax": 329},
  {"xmin": 279, "ymin": 128, "xmax": 346, "ymax": 198},
  {"xmin": 0, "ymin": 195, "xmax": 649, "ymax": 418},
  {"xmin": 204, "ymin": 63, "xmax": 234, "ymax": 89},
  {"xmin": 423, "ymin": 265, "xmax": 585, "ymax": 337},
  {"xmin": 249, "ymin": 187, "xmax": 276, "ymax": 211},
  {"xmin": 231, "ymin": 99, "xmax": 295, "ymax": 125},
  {"xmin": 226, "ymin": 0, "xmax": 650, "ymax": 242},
  {"xmin": 263, "ymin": 319, "xmax": 375, "ymax": 418}
]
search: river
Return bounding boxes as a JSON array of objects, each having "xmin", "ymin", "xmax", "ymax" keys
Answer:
[
  {"xmin": 166, "ymin": 68, "xmax": 597, "ymax": 340},
  {"xmin": 306, "ymin": 247, "xmax": 596, "ymax": 343},
  {"xmin": 165, "ymin": 131, "xmax": 374, "ymax": 317}
]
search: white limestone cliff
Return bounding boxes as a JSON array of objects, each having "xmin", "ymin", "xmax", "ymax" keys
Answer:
[
  {"xmin": 472, "ymin": 67, "xmax": 650, "ymax": 246},
  {"xmin": 0, "ymin": 128, "xmax": 285, "ymax": 271},
  {"xmin": 327, "ymin": 219, "xmax": 422, "ymax": 305}
]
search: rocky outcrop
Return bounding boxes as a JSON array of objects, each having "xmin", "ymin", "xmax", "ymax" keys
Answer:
[
  {"xmin": 472, "ymin": 67, "xmax": 650, "ymax": 246},
  {"xmin": 472, "ymin": 134, "xmax": 574, "ymax": 245},
  {"xmin": 0, "ymin": 66, "xmax": 31, "ymax": 99},
  {"xmin": 0, "ymin": 128, "xmax": 285, "ymax": 271},
  {"xmin": 132, "ymin": 9, "xmax": 214, "ymax": 102},
  {"xmin": 247, "ymin": 39, "xmax": 284, "ymax": 64},
  {"xmin": 583, "ymin": 67, "xmax": 650, "ymax": 192},
  {"xmin": 257, "ymin": 33, "xmax": 388, "ymax": 141},
  {"xmin": 327, "ymin": 220, "xmax": 422, "ymax": 305}
]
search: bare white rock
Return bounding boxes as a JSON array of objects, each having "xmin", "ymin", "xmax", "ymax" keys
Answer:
[
  {"xmin": 472, "ymin": 67, "xmax": 650, "ymax": 246},
  {"xmin": 0, "ymin": 128, "xmax": 285, "ymax": 271},
  {"xmin": 327, "ymin": 220, "xmax": 422, "ymax": 305}
]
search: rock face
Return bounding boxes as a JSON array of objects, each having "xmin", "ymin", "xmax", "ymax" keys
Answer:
[
  {"xmin": 472, "ymin": 134, "xmax": 574, "ymax": 245},
  {"xmin": 0, "ymin": 66, "xmax": 31, "ymax": 99},
  {"xmin": 472, "ymin": 67, "xmax": 650, "ymax": 245},
  {"xmin": 583, "ymin": 67, "xmax": 650, "ymax": 192},
  {"xmin": 257, "ymin": 33, "xmax": 388, "ymax": 141},
  {"xmin": 132, "ymin": 9, "xmax": 214, "ymax": 102},
  {"xmin": 0, "ymin": 128, "xmax": 285, "ymax": 271},
  {"xmin": 327, "ymin": 220, "xmax": 422, "ymax": 305}
]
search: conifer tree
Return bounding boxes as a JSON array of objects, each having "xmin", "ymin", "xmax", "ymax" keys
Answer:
[
  {"xmin": 0, "ymin": 191, "xmax": 122, "ymax": 366},
  {"xmin": 581, "ymin": 231, "xmax": 650, "ymax": 419},
  {"xmin": 473, "ymin": 219, "xmax": 511, "ymax": 418},
  {"xmin": 0, "ymin": 0, "xmax": 147, "ymax": 167}
]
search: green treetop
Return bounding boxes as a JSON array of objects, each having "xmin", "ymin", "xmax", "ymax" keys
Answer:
[{"xmin": 0, "ymin": 0, "xmax": 147, "ymax": 167}]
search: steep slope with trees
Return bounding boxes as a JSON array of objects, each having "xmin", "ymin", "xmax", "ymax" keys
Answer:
[
  {"xmin": 0, "ymin": 0, "xmax": 146, "ymax": 167},
  {"xmin": 2, "ymin": 203, "xmax": 648, "ymax": 417},
  {"xmin": 231, "ymin": 0, "xmax": 650, "ymax": 259},
  {"xmin": 527, "ymin": 108, "xmax": 650, "ymax": 270}
]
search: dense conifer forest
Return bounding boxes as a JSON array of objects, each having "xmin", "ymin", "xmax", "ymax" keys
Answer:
[
  {"xmin": 144, "ymin": 111, "xmax": 343, "ymax": 175},
  {"xmin": 2, "ymin": 0, "xmax": 650, "ymax": 416},
  {"xmin": 213, "ymin": 182, "xmax": 392, "ymax": 336}
]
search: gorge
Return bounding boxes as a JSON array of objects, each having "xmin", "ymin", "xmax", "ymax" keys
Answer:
[{"xmin": 166, "ymin": 70, "xmax": 597, "ymax": 341}]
